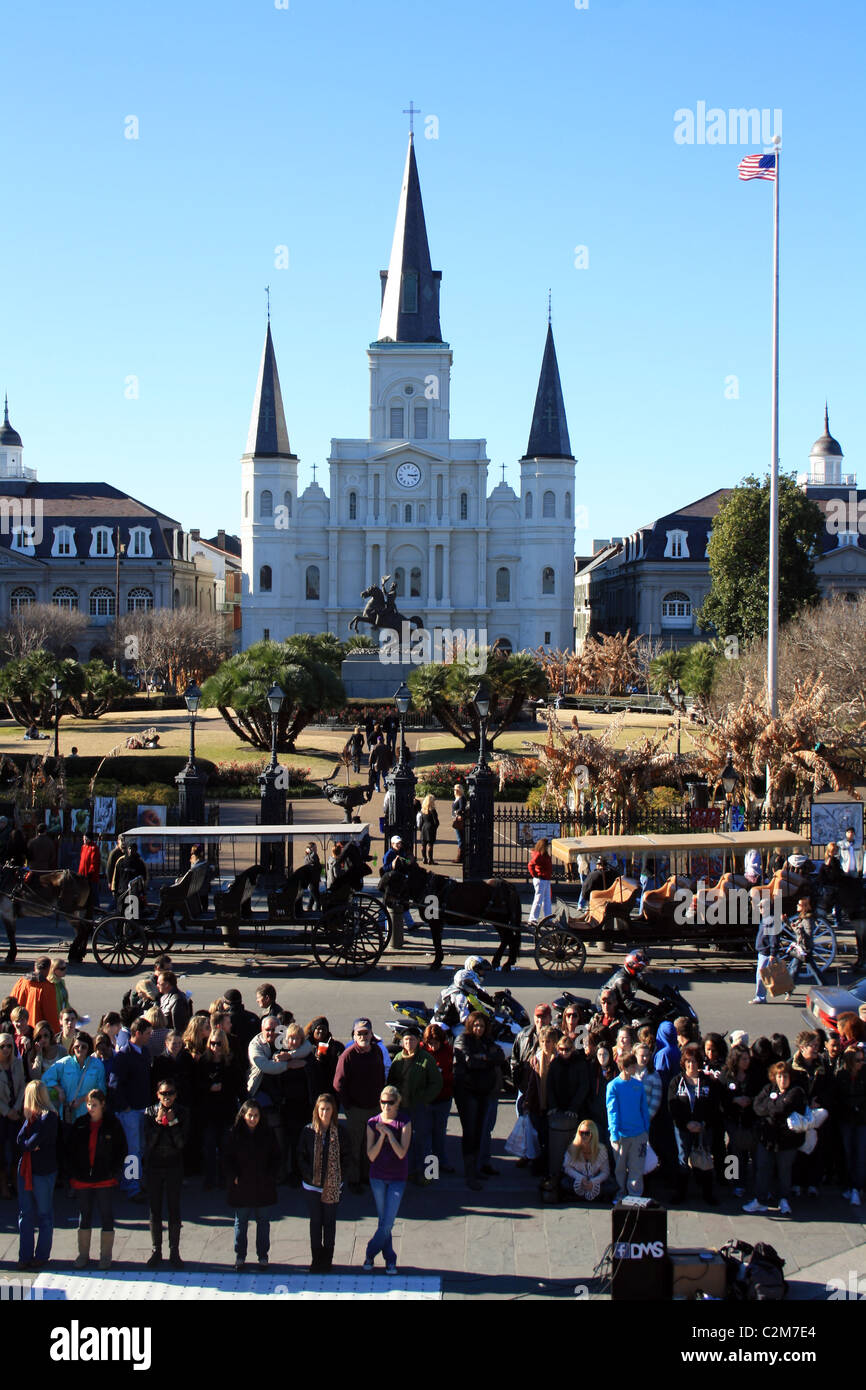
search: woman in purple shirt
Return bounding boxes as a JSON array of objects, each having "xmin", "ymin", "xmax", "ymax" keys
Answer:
[{"xmin": 363, "ymin": 1085, "xmax": 412, "ymax": 1274}]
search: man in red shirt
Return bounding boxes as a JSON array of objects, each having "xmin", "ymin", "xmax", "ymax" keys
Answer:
[{"xmin": 77, "ymin": 833, "xmax": 101, "ymax": 915}]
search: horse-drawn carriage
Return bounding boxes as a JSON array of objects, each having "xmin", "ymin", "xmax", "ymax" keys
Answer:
[
  {"xmin": 1, "ymin": 824, "xmax": 391, "ymax": 979},
  {"xmin": 533, "ymin": 829, "xmax": 837, "ymax": 978}
]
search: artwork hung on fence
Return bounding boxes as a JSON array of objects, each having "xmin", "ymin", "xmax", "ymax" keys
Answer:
[
  {"xmin": 93, "ymin": 796, "xmax": 117, "ymax": 836},
  {"xmin": 811, "ymin": 801, "xmax": 862, "ymax": 850}
]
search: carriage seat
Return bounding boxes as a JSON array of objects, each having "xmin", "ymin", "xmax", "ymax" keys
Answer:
[
  {"xmin": 158, "ymin": 861, "xmax": 211, "ymax": 923},
  {"xmin": 586, "ymin": 876, "xmax": 639, "ymax": 928},
  {"xmin": 640, "ymin": 875, "xmax": 693, "ymax": 925},
  {"xmin": 214, "ymin": 869, "xmax": 258, "ymax": 925}
]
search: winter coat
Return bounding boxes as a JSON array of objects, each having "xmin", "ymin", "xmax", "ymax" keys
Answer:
[
  {"xmin": 247, "ymin": 1033, "xmax": 289, "ymax": 1102},
  {"xmin": 527, "ymin": 850, "xmax": 553, "ymax": 881},
  {"xmin": 790, "ymin": 1052, "xmax": 833, "ymax": 1109},
  {"xmin": 67, "ymin": 1112, "xmax": 127, "ymax": 1186},
  {"xmin": 16, "ymin": 1111, "xmax": 60, "ymax": 1178},
  {"xmin": 106, "ymin": 1043, "xmax": 151, "ymax": 1112},
  {"xmin": 196, "ymin": 1054, "xmax": 241, "ymax": 1127},
  {"xmin": 667, "ymin": 1073, "xmax": 723, "ymax": 1139},
  {"xmin": 420, "ymin": 809, "xmax": 439, "ymax": 845},
  {"xmin": 281, "ymin": 1041, "xmax": 317, "ymax": 1116},
  {"xmin": 753, "ymin": 1082, "xmax": 807, "ymax": 1152},
  {"xmin": 510, "ymin": 1024, "xmax": 541, "ymax": 1093},
  {"xmin": 833, "ymin": 1068, "xmax": 866, "ymax": 1126},
  {"xmin": 422, "ymin": 1040, "xmax": 454, "ymax": 1103},
  {"xmin": 563, "ymin": 1143, "xmax": 610, "ymax": 1198},
  {"xmin": 43, "ymin": 1053, "xmax": 107, "ymax": 1122},
  {"xmin": 453, "ymin": 1032, "xmax": 503, "ymax": 1097},
  {"xmin": 547, "ymin": 1052, "xmax": 590, "ymax": 1116},
  {"xmin": 151, "ymin": 1049, "xmax": 196, "ymax": 1107},
  {"xmin": 387, "ymin": 1049, "xmax": 442, "ymax": 1108},
  {"xmin": 143, "ymin": 1102, "xmax": 190, "ymax": 1167},
  {"xmin": 224, "ymin": 1121, "xmax": 279, "ymax": 1208},
  {"xmin": 332, "ymin": 1043, "xmax": 386, "ymax": 1111},
  {"xmin": 0, "ymin": 1055, "xmax": 27, "ymax": 1119},
  {"xmin": 158, "ymin": 990, "xmax": 191, "ymax": 1034}
]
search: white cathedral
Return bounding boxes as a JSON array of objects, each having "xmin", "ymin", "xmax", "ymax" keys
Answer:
[{"xmin": 240, "ymin": 134, "xmax": 576, "ymax": 655}]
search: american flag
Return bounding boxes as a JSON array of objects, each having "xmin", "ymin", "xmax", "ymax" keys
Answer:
[{"xmin": 738, "ymin": 152, "xmax": 777, "ymax": 181}]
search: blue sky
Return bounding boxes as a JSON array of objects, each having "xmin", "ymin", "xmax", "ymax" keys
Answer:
[{"xmin": 2, "ymin": 0, "xmax": 862, "ymax": 549}]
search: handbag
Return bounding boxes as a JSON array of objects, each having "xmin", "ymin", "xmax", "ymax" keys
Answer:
[
  {"xmin": 452, "ymin": 814, "xmax": 464, "ymax": 832},
  {"xmin": 687, "ymin": 1126, "xmax": 714, "ymax": 1172},
  {"xmin": 505, "ymin": 1112, "xmax": 540, "ymax": 1160},
  {"xmin": 759, "ymin": 959, "xmax": 793, "ymax": 996}
]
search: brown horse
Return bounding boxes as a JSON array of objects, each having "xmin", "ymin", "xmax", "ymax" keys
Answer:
[
  {"xmin": 378, "ymin": 861, "xmax": 523, "ymax": 970},
  {"xmin": 0, "ymin": 866, "xmax": 94, "ymax": 964}
]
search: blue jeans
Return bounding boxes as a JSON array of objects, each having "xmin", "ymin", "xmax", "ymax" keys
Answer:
[
  {"xmin": 118, "ymin": 1109, "xmax": 144, "ymax": 1194},
  {"xmin": 233, "ymin": 1208, "xmax": 271, "ymax": 1261},
  {"xmin": 755, "ymin": 954, "xmax": 773, "ymax": 1002},
  {"xmin": 366, "ymin": 1179, "xmax": 406, "ymax": 1265},
  {"xmin": 480, "ymin": 1095, "xmax": 497, "ymax": 1166},
  {"xmin": 18, "ymin": 1172, "xmax": 56, "ymax": 1264}
]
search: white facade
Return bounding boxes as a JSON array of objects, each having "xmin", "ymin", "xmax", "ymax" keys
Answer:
[{"xmin": 241, "ymin": 138, "xmax": 576, "ymax": 654}]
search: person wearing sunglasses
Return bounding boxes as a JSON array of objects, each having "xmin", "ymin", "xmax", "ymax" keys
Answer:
[
  {"xmin": 363, "ymin": 1086, "xmax": 411, "ymax": 1273},
  {"xmin": 562, "ymin": 1119, "xmax": 611, "ymax": 1201},
  {"xmin": 197, "ymin": 1031, "xmax": 240, "ymax": 1190},
  {"xmin": 15, "ymin": 1080, "xmax": 59, "ymax": 1269},
  {"xmin": 0, "ymin": 1031, "xmax": 27, "ymax": 1199},
  {"xmin": 41, "ymin": 1032, "xmax": 106, "ymax": 1124},
  {"xmin": 143, "ymin": 1080, "xmax": 190, "ymax": 1268}
]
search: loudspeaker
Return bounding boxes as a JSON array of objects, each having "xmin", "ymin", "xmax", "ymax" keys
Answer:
[{"xmin": 610, "ymin": 1201, "xmax": 670, "ymax": 1301}]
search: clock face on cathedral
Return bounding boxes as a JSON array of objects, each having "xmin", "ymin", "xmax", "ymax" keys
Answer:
[{"xmin": 395, "ymin": 462, "xmax": 421, "ymax": 488}]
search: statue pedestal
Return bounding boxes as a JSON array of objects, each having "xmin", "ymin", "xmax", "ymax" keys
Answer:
[{"xmin": 340, "ymin": 650, "xmax": 417, "ymax": 700}]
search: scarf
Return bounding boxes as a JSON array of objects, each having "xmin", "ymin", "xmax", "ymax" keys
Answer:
[{"xmin": 312, "ymin": 1123, "xmax": 341, "ymax": 1205}]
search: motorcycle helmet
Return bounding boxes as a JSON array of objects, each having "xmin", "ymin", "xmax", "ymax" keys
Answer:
[
  {"xmin": 464, "ymin": 956, "xmax": 492, "ymax": 975},
  {"xmin": 624, "ymin": 949, "xmax": 650, "ymax": 976},
  {"xmin": 453, "ymin": 969, "xmax": 476, "ymax": 991}
]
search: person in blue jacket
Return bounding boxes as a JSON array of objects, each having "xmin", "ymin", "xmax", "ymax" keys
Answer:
[{"xmin": 606, "ymin": 1055, "xmax": 650, "ymax": 1199}]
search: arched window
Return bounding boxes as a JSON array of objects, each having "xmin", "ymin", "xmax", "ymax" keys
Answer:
[
  {"xmin": 460, "ymin": 493, "xmax": 468, "ymax": 520},
  {"xmin": 52, "ymin": 587, "xmax": 79, "ymax": 611},
  {"xmin": 127, "ymin": 587, "xmax": 153, "ymax": 612},
  {"xmin": 661, "ymin": 591, "xmax": 692, "ymax": 624},
  {"xmin": 404, "ymin": 504, "xmax": 412, "ymax": 524},
  {"xmin": 373, "ymin": 475, "xmax": 381, "ymax": 520},
  {"xmin": 390, "ymin": 504, "xmax": 398, "ymax": 523},
  {"xmin": 305, "ymin": 565, "xmax": 320, "ymax": 601},
  {"xmin": 436, "ymin": 475, "xmax": 443, "ymax": 520},
  {"xmin": 493, "ymin": 637, "xmax": 513, "ymax": 656},
  {"xmin": 410, "ymin": 566, "xmax": 422, "ymax": 597},
  {"xmin": 542, "ymin": 567, "xmax": 555, "ymax": 595},
  {"xmin": 283, "ymin": 490, "xmax": 292, "ymax": 517},
  {"xmin": 173, "ymin": 588, "xmax": 180, "ymax": 609},
  {"xmin": 259, "ymin": 566, "xmax": 272, "ymax": 593},
  {"xmin": 414, "ymin": 405, "xmax": 428, "ymax": 439},
  {"xmin": 349, "ymin": 492, "xmax": 357, "ymax": 521},
  {"xmin": 260, "ymin": 489, "xmax": 273, "ymax": 519},
  {"xmin": 393, "ymin": 567, "xmax": 406, "ymax": 597},
  {"xmin": 10, "ymin": 586, "xmax": 36, "ymax": 613},
  {"xmin": 543, "ymin": 490, "xmax": 555, "ymax": 518},
  {"xmin": 244, "ymin": 491, "xmax": 250, "ymax": 518},
  {"xmin": 90, "ymin": 526, "xmax": 113, "ymax": 557},
  {"xmin": 51, "ymin": 526, "xmax": 76, "ymax": 558},
  {"xmin": 89, "ymin": 587, "xmax": 115, "ymax": 617},
  {"xmin": 495, "ymin": 567, "xmax": 510, "ymax": 602},
  {"xmin": 390, "ymin": 405, "xmax": 404, "ymax": 438},
  {"xmin": 525, "ymin": 492, "xmax": 533, "ymax": 519},
  {"xmin": 565, "ymin": 491, "xmax": 572, "ymax": 518}
]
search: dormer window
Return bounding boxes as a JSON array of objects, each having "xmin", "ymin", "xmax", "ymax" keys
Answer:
[
  {"xmin": 664, "ymin": 529, "xmax": 689, "ymax": 559},
  {"xmin": 52, "ymin": 526, "xmax": 76, "ymax": 558},
  {"xmin": 11, "ymin": 527, "xmax": 36, "ymax": 555},
  {"xmin": 838, "ymin": 531, "xmax": 859, "ymax": 548},
  {"xmin": 705, "ymin": 529, "xmax": 712, "ymax": 558},
  {"xmin": 90, "ymin": 527, "xmax": 114, "ymax": 558},
  {"xmin": 129, "ymin": 526, "xmax": 152, "ymax": 558}
]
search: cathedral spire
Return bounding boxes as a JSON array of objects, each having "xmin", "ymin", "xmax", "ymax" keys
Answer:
[
  {"xmin": 522, "ymin": 322, "xmax": 573, "ymax": 459},
  {"xmin": 376, "ymin": 134, "xmax": 443, "ymax": 344},
  {"xmin": 245, "ymin": 321, "xmax": 295, "ymax": 458}
]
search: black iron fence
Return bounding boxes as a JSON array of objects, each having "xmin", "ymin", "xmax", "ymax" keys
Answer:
[{"xmin": 491, "ymin": 804, "xmax": 813, "ymax": 882}]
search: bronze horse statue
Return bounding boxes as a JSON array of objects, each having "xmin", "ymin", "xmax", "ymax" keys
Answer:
[
  {"xmin": 378, "ymin": 860, "xmax": 523, "ymax": 971},
  {"xmin": 348, "ymin": 576, "xmax": 422, "ymax": 636}
]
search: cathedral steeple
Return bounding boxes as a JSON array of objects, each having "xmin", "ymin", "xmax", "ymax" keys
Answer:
[
  {"xmin": 245, "ymin": 322, "xmax": 295, "ymax": 458},
  {"xmin": 376, "ymin": 134, "xmax": 443, "ymax": 345},
  {"xmin": 522, "ymin": 322, "xmax": 573, "ymax": 459}
]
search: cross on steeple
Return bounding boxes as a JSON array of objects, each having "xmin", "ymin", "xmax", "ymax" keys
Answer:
[
  {"xmin": 403, "ymin": 101, "xmax": 420, "ymax": 136},
  {"xmin": 311, "ymin": 461, "xmax": 318, "ymax": 483},
  {"xmin": 265, "ymin": 285, "xmax": 271, "ymax": 322},
  {"xmin": 500, "ymin": 461, "xmax": 506, "ymax": 484}
]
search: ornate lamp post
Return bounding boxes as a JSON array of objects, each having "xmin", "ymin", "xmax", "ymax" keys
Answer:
[
  {"xmin": 383, "ymin": 682, "xmax": 416, "ymax": 952},
  {"xmin": 49, "ymin": 678, "xmax": 61, "ymax": 759},
  {"xmin": 465, "ymin": 681, "xmax": 495, "ymax": 880},
  {"xmin": 258, "ymin": 683, "xmax": 287, "ymax": 883},
  {"xmin": 175, "ymin": 681, "xmax": 206, "ymax": 837}
]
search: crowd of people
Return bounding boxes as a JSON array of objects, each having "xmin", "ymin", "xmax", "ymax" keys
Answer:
[{"xmin": 2, "ymin": 942, "xmax": 866, "ymax": 1279}]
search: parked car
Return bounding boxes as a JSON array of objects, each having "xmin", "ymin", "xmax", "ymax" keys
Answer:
[{"xmin": 803, "ymin": 975, "xmax": 866, "ymax": 1035}]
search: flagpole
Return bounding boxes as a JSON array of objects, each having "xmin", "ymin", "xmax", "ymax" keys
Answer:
[{"xmin": 767, "ymin": 134, "xmax": 781, "ymax": 719}]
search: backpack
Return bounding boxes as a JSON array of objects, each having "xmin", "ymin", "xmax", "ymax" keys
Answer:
[{"xmin": 719, "ymin": 1239, "xmax": 787, "ymax": 1301}]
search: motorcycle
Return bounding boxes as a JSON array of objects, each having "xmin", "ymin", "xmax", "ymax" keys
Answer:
[
  {"xmin": 385, "ymin": 989, "xmax": 530, "ymax": 1082},
  {"xmin": 613, "ymin": 979, "xmax": 699, "ymax": 1033}
]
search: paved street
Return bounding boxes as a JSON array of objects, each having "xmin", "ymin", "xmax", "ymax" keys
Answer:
[{"xmin": 2, "ymin": 890, "xmax": 862, "ymax": 1301}]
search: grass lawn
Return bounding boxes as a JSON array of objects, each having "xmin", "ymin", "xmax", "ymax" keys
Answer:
[{"xmin": 0, "ymin": 705, "xmax": 698, "ymax": 782}]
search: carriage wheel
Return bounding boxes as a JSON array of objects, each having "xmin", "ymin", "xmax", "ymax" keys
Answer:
[
  {"xmin": 145, "ymin": 917, "xmax": 176, "ymax": 957},
  {"xmin": 91, "ymin": 917, "xmax": 148, "ymax": 974},
  {"xmin": 533, "ymin": 918, "xmax": 587, "ymax": 979},
  {"xmin": 779, "ymin": 917, "xmax": 837, "ymax": 972},
  {"xmin": 313, "ymin": 892, "xmax": 388, "ymax": 978}
]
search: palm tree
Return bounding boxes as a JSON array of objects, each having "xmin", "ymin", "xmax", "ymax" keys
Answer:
[{"xmin": 201, "ymin": 640, "xmax": 346, "ymax": 751}]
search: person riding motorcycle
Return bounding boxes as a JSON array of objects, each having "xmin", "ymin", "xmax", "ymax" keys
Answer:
[
  {"xmin": 436, "ymin": 958, "xmax": 495, "ymax": 1026},
  {"xmin": 597, "ymin": 950, "xmax": 664, "ymax": 1017}
]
